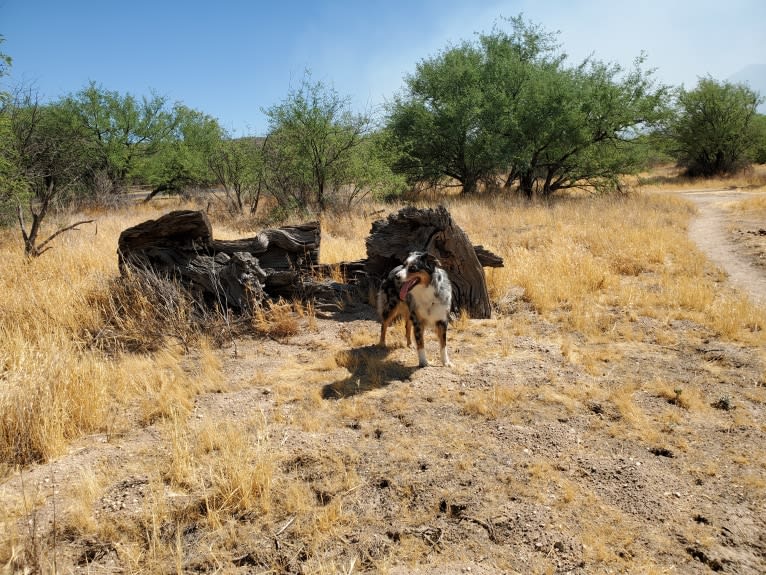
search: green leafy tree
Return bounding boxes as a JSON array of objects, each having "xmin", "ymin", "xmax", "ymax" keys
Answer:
[
  {"xmin": 671, "ymin": 77, "xmax": 763, "ymax": 176},
  {"xmin": 751, "ymin": 114, "xmax": 766, "ymax": 164},
  {"xmin": 387, "ymin": 42, "xmax": 496, "ymax": 194},
  {"xmin": 0, "ymin": 112, "xmax": 20, "ymax": 224},
  {"xmin": 0, "ymin": 35, "xmax": 25, "ymax": 224},
  {"xmin": 263, "ymin": 74, "xmax": 372, "ymax": 211},
  {"xmin": 334, "ymin": 130, "xmax": 408, "ymax": 208},
  {"xmin": 136, "ymin": 106, "xmax": 222, "ymax": 201},
  {"xmin": 508, "ymin": 55, "xmax": 668, "ymax": 197},
  {"xmin": 387, "ymin": 16, "xmax": 670, "ymax": 197},
  {"xmin": 207, "ymin": 134, "xmax": 262, "ymax": 215},
  {"xmin": 6, "ymin": 90, "xmax": 95, "ymax": 255},
  {"xmin": 62, "ymin": 82, "xmax": 179, "ymax": 193}
]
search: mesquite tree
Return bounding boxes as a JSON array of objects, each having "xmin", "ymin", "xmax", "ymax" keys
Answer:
[
  {"xmin": 61, "ymin": 82, "xmax": 179, "ymax": 193},
  {"xmin": 6, "ymin": 90, "xmax": 94, "ymax": 256},
  {"xmin": 263, "ymin": 74, "xmax": 372, "ymax": 212},
  {"xmin": 671, "ymin": 77, "xmax": 763, "ymax": 176},
  {"xmin": 386, "ymin": 15, "xmax": 670, "ymax": 197}
]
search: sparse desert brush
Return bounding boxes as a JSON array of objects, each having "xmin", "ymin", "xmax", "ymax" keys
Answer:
[
  {"xmin": 0, "ymin": 333, "xmax": 114, "ymax": 465},
  {"xmin": 252, "ymin": 299, "xmax": 301, "ymax": 340},
  {"xmin": 459, "ymin": 384, "xmax": 522, "ymax": 419},
  {"xmin": 646, "ymin": 380, "xmax": 708, "ymax": 412},
  {"xmin": 89, "ymin": 267, "xmax": 203, "ymax": 354},
  {"xmin": 203, "ymin": 421, "xmax": 275, "ymax": 519},
  {"xmin": 161, "ymin": 415, "xmax": 275, "ymax": 525},
  {"xmin": 61, "ymin": 467, "xmax": 107, "ymax": 537},
  {"xmin": 2, "ymin": 172, "xmax": 766, "ymax": 573},
  {"xmin": 136, "ymin": 348, "xmax": 197, "ymax": 425},
  {"xmin": 706, "ymin": 293, "xmax": 766, "ymax": 341},
  {"xmin": 0, "ymin": 187, "xmax": 759, "ymax": 455},
  {"xmin": 339, "ymin": 326, "xmax": 378, "ymax": 348},
  {"xmin": 607, "ymin": 381, "xmax": 661, "ymax": 443},
  {"xmin": 446, "ymin": 191, "xmax": 765, "ymax": 344}
]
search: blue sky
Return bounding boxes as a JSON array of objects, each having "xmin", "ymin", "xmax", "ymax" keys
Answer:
[{"xmin": 2, "ymin": 0, "xmax": 765, "ymax": 135}]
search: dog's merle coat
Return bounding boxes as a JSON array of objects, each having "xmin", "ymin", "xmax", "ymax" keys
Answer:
[{"xmin": 377, "ymin": 251, "xmax": 452, "ymax": 367}]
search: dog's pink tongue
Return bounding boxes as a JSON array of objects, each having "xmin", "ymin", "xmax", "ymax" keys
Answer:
[{"xmin": 399, "ymin": 278, "xmax": 418, "ymax": 301}]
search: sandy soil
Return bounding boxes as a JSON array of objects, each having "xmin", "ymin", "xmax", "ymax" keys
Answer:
[{"xmin": 2, "ymin": 191, "xmax": 766, "ymax": 574}]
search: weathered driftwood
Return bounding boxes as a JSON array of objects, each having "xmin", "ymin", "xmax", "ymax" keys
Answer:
[
  {"xmin": 117, "ymin": 210, "xmax": 329, "ymax": 310},
  {"xmin": 364, "ymin": 205, "xmax": 503, "ymax": 319}
]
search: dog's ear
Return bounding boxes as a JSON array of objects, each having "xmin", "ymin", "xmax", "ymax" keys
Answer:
[{"xmin": 425, "ymin": 253, "xmax": 442, "ymax": 269}]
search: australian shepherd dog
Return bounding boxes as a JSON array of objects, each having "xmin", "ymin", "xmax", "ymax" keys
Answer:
[{"xmin": 377, "ymin": 252, "xmax": 452, "ymax": 367}]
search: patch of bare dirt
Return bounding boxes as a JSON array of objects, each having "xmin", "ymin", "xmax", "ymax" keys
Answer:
[{"xmin": 3, "ymin": 296, "xmax": 765, "ymax": 574}]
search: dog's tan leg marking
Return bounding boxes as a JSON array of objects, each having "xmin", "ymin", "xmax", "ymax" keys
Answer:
[
  {"xmin": 405, "ymin": 315, "xmax": 413, "ymax": 347},
  {"xmin": 436, "ymin": 320, "xmax": 452, "ymax": 367}
]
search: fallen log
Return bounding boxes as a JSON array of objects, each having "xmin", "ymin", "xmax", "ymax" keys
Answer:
[{"xmin": 117, "ymin": 210, "xmax": 329, "ymax": 311}]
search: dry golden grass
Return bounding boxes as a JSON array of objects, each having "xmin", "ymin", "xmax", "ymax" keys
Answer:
[
  {"xmin": 320, "ymin": 208, "xmax": 380, "ymax": 264},
  {"xmin": 447, "ymin": 192, "xmax": 765, "ymax": 345},
  {"xmin": 0, "ymin": 204, "xmax": 227, "ymax": 468},
  {"xmin": 252, "ymin": 299, "xmax": 302, "ymax": 340},
  {"xmin": 633, "ymin": 162, "xmax": 766, "ymax": 191},
  {"xmin": 2, "ymin": 176, "xmax": 766, "ymax": 573},
  {"xmin": 730, "ymin": 194, "xmax": 766, "ymax": 214}
]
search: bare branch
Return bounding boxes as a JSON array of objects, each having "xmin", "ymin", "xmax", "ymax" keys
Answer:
[
  {"xmin": 16, "ymin": 204, "xmax": 29, "ymax": 243},
  {"xmin": 34, "ymin": 219, "xmax": 96, "ymax": 254}
]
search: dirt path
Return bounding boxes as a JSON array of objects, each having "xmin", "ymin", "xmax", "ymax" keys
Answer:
[{"xmin": 680, "ymin": 189, "xmax": 766, "ymax": 306}]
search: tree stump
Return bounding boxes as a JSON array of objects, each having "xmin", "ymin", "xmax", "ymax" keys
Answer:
[
  {"xmin": 364, "ymin": 205, "xmax": 502, "ymax": 319},
  {"xmin": 117, "ymin": 210, "xmax": 327, "ymax": 310}
]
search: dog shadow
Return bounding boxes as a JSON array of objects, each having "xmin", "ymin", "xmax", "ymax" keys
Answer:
[{"xmin": 321, "ymin": 344, "xmax": 418, "ymax": 400}]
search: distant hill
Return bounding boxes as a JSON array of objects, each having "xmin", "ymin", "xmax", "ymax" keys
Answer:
[{"xmin": 729, "ymin": 64, "xmax": 766, "ymax": 113}]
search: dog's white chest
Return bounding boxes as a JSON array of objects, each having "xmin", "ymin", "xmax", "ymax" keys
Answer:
[{"xmin": 409, "ymin": 284, "xmax": 449, "ymax": 325}]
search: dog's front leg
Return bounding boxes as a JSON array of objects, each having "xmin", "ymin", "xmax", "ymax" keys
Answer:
[
  {"xmin": 405, "ymin": 316, "xmax": 413, "ymax": 347},
  {"xmin": 436, "ymin": 320, "xmax": 452, "ymax": 367},
  {"xmin": 379, "ymin": 317, "xmax": 390, "ymax": 347},
  {"xmin": 411, "ymin": 310, "xmax": 428, "ymax": 367}
]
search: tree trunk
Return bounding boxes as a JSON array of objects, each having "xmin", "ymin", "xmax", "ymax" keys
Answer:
[
  {"xmin": 19, "ymin": 180, "xmax": 53, "ymax": 257},
  {"xmin": 363, "ymin": 205, "xmax": 502, "ymax": 319},
  {"xmin": 462, "ymin": 176, "xmax": 478, "ymax": 195},
  {"xmin": 504, "ymin": 171, "xmax": 516, "ymax": 189},
  {"xmin": 519, "ymin": 171, "xmax": 534, "ymax": 199},
  {"xmin": 143, "ymin": 183, "xmax": 174, "ymax": 203}
]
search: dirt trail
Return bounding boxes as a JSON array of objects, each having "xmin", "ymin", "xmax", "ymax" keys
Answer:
[{"xmin": 680, "ymin": 189, "xmax": 766, "ymax": 306}]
